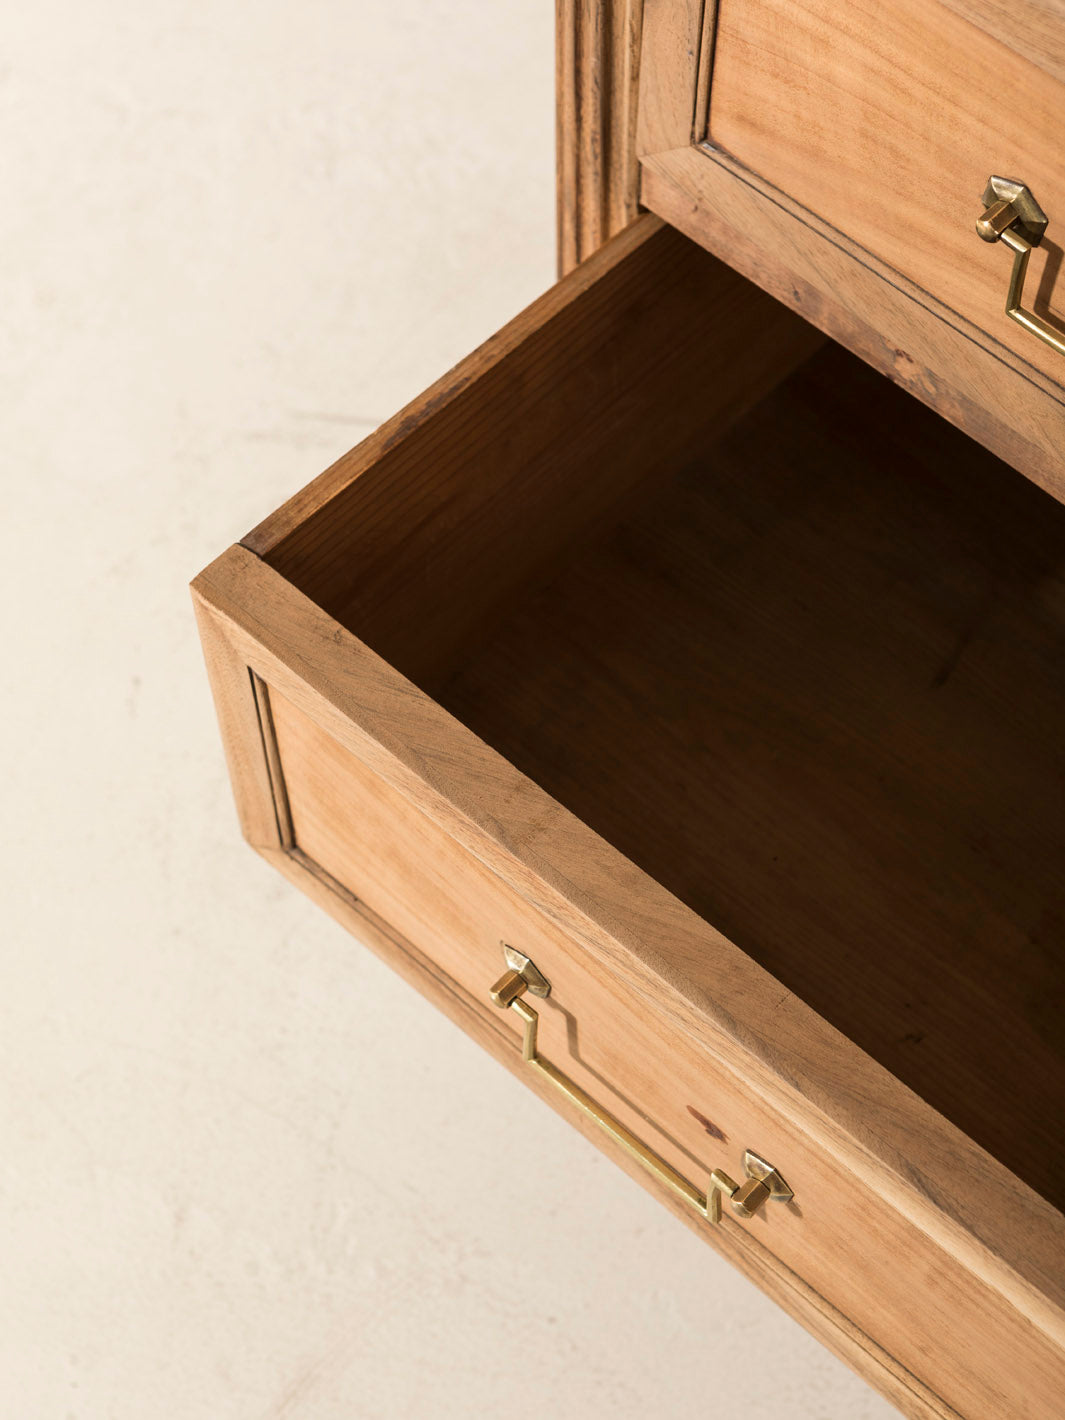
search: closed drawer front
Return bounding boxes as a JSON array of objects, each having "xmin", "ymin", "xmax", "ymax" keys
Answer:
[
  {"xmin": 194, "ymin": 216, "xmax": 1065, "ymax": 1418},
  {"xmin": 635, "ymin": 0, "xmax": 1065, "ymax": 503},
  {"xmin": 264, "ymin": 681, "xmax": 1061, "ymax": 1420},
  {"xmin": 708, "ymin": 0, "xmax": 1065, "ymax": 383}
]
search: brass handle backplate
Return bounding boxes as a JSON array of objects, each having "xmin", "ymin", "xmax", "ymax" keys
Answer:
[
  {"xmin": 490, "ymin": 945, "xmax": 794, "ymax": 1226},
  {"xmin": 977, "ymin": 175, "xmax": 1065, "ymax": 358}
]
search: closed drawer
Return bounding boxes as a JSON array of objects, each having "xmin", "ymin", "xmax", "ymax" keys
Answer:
[
  {"xmin": 193, "ymin": 216, "xmax": 1065, "ymax": 1419},
  {"xmin": 708, "ymin": 0, "xmax": 1065, "ymax": 384},
  {"xmin": 636, "ymin": 0, "xmax": 1065, "ymax": 503}
]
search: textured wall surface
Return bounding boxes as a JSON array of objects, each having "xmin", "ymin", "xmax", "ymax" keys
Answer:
[{"xmin": 3, "ymin": 3, "xmax": 899, "ymax": 1415}]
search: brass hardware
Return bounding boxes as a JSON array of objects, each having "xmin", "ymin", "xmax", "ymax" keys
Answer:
[
  {"xmin": 707, "ymin": 1152, "xmax": 793, "ymax": 1222},
  {"xmin": 977, "ymin": 176, "xmax": 1065, "ymax": 358},
  {"xmin": 490, "ymin": 944, "xmax": 550, "ymax": 1006},
  {"xmin": 489, "ymin": 946, "xmax": 794, "ymax": 1225}
]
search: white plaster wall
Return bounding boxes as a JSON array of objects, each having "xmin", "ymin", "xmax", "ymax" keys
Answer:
[{"xmin": 2, "ymin": 3, "xmax": 900, "ymax": 1415}]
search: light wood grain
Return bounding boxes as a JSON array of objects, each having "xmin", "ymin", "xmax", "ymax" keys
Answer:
[
  {"xmin": 708, "ymin": 0, "xmax": 1065, "ymax": 386},
  {"xmin": 251, "ymin": 674, "xmax": 293, "ymax": 849},
  {"xmin": 938, "ymin": 0, "xmax": 1065, "ymax": 92},
  {"xmin": 199, "ymin": 215, "xmax": 1065, "ymax": 1332},
  {"xmin": 272, "ymin": 688, "xmax": 1042, "ymax": 1417},
  {"xmin": 246, "ymin": 219, "xmax": 822, "ymax": 687},
  {"xmin": 635, "ymin": 0, "xmax": 704, "ymax": 155},
  {"xmin": 192, "ymin": 184, "xmax": 1065, "ymax": 1418},
  {"xmin": 256, "ymin": 844, "xmax": 953, "ymax": 1419}
]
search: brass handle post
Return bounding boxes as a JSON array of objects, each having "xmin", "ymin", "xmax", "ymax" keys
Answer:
[
  {"xmin": 977, "ymin": 175, "xmax": 1065, "ymax": 359},
  {"xmin": 489, "ymin": 946, "xmax": 793, "ymax": 1226}
]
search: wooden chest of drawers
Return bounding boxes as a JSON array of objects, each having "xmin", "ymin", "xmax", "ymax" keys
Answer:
[{"xmin": 195, "ymin": 7, "xmax": 1065, "ymax": 1416}]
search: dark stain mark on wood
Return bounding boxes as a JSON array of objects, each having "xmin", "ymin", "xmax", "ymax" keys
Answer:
[{"xmin": 687, "ymin": 1105, "xmax": 727, "ymax": 1142}]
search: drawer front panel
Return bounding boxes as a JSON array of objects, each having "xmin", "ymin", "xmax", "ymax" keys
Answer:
[
  {"xmin": 707, "ymin": 0, "xmax": 1065, "ymax": 384},
  {"xmin": 265, "ymin": 678, "xmax": 1063, "ymax": 1420},
  {"xmin": 636, "ymin": 2, "xmax": 1065, "ymax": 505}
]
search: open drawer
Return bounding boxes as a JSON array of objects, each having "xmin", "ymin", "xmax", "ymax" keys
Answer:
[{"xmin": 192, "ymin": 215, "xmax": 1065, "ymax": 1419}]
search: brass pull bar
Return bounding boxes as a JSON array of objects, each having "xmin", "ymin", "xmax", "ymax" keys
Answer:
[
  {"xmin": 977, "ymin": 175, "xmax": 1065, "ymax": 359},
  {"xmin": 490, "ymin": 946, "xmax": 793, "ymax": 1225}
]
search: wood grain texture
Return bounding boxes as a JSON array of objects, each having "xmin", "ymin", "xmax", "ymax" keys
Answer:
[
  {"xmin": 635, "ymin": 0, "xmax": 704, "ymax": 154},
  {"xmin": 708, "ymin": 0, "xmax": 1065, "ymax": 386},
  {"xmin": 940, "ymin": 0, "xmax": 1065, "ymax": 88},
  {"xmin": 254, "ymin": 843, "xmax": 954, "ymax": 1419},
  {"xmin": 193, "ymin": 543, "xmax": 1065, "ymax": 1355},
  {"xmin": 638, "ymin": 148, "xmax": 1065, "ymax": 505},
  {"xmin": 438, "ymin": 342, "xmax": 1065, "ymax": 1217},
  {"xmin": 556, "ymin": 0, "xmax": 643, "ymax": 273},
  {"xmin": 271, "ymin": 690, "xmax": 1028, "ymax": 1417},
  {"xmin": 243, "ymin": 218, "xmax": 684, "ymax": 558},
  {"xmin": 246, "ymin": 219, "xmax": 823, "ymax": 688}
]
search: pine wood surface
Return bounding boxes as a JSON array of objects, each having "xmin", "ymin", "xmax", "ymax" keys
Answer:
[
  {"xmin": 193, "ymin": 531, "xmax": 1065, "ymax": 1327},
  {"xmin": 940, "ymin": 0, "xmax": 1065, "ymax": 85},
  {"xmin": 186, "ymin": 2, "xmax": 1065, "ymax": 1406},
  {"xmin": 640, "ymin": 149, "xmax": 1065, "ymax": 503},
  {"xmin": 193, "ymin": 596, "xmax": 282, "ymax": 852},
  {"xmin": 207, "ymin": 216, "xmax": 1065, "ymax": 1320}
]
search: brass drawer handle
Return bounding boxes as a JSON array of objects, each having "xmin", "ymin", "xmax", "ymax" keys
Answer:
[
  {"xmin": 490, "ymin": 945, "xmax": 794, "ymax": 1225},
  {"xmin": 977, "ymin": 176, "xmax": 1065, "ymax": 358}
]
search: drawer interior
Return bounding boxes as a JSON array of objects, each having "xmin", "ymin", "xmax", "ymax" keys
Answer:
[{"xmin": 259, "ymin": 224, "xmax": 1065, "ymax": 1213}]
